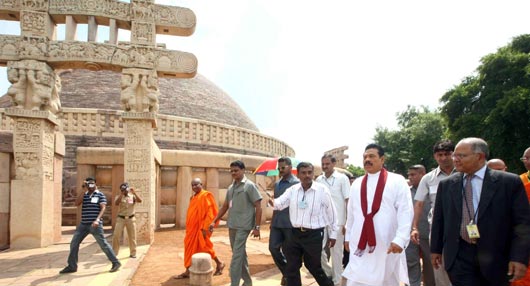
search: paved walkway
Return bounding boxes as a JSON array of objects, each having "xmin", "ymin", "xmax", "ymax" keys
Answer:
[{"xmin": 0, "ymin": 226, "xmax": 320, "ymax": 286}]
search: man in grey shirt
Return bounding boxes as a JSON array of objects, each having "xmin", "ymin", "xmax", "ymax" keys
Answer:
[
  {"xmin": 269, "ymin": 157, "xmax": 299, "ymax": 286},
  {"xmin": 410, "ymin": 140, "xmax": 455, "ymax": 286},
  {"xmin": 406, "ymin": 165, "xmax": 434, "ymax": 286},
  {"xmin": 210, "ymin": 160, "xmax": 262, "ymax": 286}
]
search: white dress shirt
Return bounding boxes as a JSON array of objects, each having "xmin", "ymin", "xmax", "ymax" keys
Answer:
[
  {"xmin": 273, "ymin": 181, "xmax": 339, "ymax": 239},
  {"xmin": 316, "ymin": 170, "xmax": 350, "ymax": 225}
]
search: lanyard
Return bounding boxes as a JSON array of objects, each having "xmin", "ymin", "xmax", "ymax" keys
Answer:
[{"xmin": 324, "ymin": 176, "xmax": 335, "ymax": 187}]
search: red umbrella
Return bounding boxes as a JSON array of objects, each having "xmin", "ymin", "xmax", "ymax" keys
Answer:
[{"xmin": 254, "ymin": 157, "xmax": 299, "ymax": 176}]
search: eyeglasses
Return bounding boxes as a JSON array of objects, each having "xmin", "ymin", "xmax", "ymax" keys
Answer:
[
  {"xmin": 451, "ymin": 153, "xmax": 475, "ymax": 159},
  {"xmin": 277, "ymin": 166, "xmax": 287, "ymax": 171},
  {"xmin": 521, "ymin": 157, "xmax": 530, "ymax": 162}
]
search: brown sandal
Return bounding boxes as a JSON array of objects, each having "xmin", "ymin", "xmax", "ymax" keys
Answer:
[
  {"xmin": 214, "ymin": 263, "xmax": 225, "ymax": 276},
  {"xmin": 173, "ymin": 272, "xmax": 190, "ymax": 279}
]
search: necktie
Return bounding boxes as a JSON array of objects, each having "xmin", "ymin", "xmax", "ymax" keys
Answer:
[{"xmin": 460, "ymin": 174, "xmax": 474, "ymax": 243}]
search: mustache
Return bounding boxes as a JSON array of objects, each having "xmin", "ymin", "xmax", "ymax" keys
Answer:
[{"xmin": 364, "ymin": 161, "xmax": 373, "ymax": 166}]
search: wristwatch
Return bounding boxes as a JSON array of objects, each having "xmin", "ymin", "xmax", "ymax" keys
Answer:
[{"xmin": 254, "ymin": 225, "xmax": 260, "ymax": 230}]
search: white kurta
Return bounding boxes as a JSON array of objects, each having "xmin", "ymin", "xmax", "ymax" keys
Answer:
[{"xmin": 343, "ymin": 170, "xmax": 413, "ymax": 286}]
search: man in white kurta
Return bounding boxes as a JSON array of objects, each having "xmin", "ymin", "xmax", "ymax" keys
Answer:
[
  {"xmin": 343, "ymin": 144, "xmax": 413, "ymax": 286},
  {"xmin": 316, "ymin": 154, "xmax": 350, "ymax": 286}
]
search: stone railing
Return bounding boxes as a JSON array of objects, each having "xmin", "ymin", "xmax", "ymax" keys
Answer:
[{"xmin": 0, "ymin": 108, "xmax": 295, "ymax": 157}]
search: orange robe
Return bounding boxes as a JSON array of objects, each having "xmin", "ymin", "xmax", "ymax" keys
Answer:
[
  {"xmin": 184, "ymin": 189, "xmax": 219, "ymax": 268},
  {"xmin": 512, "ymin": 173, "xmax": 530, "ymax": 286}
]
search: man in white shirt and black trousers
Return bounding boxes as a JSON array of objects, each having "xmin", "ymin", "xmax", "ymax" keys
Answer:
[{"xmin": 269, "ymin": 161, "xmax": 338, "ymax": 286}]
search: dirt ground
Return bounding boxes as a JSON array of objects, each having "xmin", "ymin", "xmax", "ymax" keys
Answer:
[{"xmin": 131, "ymin": 225, "xmax": 276, "ymax": 286}]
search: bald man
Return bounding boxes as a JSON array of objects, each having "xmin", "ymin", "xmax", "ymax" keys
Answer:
[{"xmin": 487, "ymin": 158, "xmax": 507, "ymax": 171}]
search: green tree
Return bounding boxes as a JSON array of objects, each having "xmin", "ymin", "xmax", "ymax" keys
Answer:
[
  {"xmin": 440, "ymin": 34, "xmax": 530, "ymax": 173},
  {"xmin": 346, "ymin": 164, "xmax": 365, "ymax": 178},
  {"xmin": 373, "ymin": 106, "xmax": 446, "ymax": 176}
]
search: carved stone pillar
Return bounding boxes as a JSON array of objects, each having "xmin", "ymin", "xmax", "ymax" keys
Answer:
[
  {"xmin": 121, "ymin": 66, "xmax": 160, "ymax": 243},
  {"xmin": 109, "ymin": 19, "xmax": 118, "ymax": 45},
  {"xmin": 4, "ymin": 57, "xmax": 62, "ymax": 249},
  {"xmin": 5, "ymin": 109, "xmax": 60, "ymax": 249},
  {"xmin": 65, "ymin": 16, "xmax": 77, "ymax": 41},
  {"xmin": 122, "ymin": 113, "xmax": 158, "ymax": 244},
  {"xmin": 87, "ymin": 16, "xmax": 98, "ymax": 42},
  {"xmin": 176, "ymin": 166, "xmax": 192, "ymax": 228},
  {"xmin": 206, "ymin": 168, "xmax": 220, "ymax": 204}
]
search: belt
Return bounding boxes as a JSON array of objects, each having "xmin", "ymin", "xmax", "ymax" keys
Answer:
[
  {"xmin": 118, "ymin": 214, "xmax": 135, "ymax": 219},
  {"xmin": 293, "ymin": 227, "xmax": 324, "ymax": 232}
]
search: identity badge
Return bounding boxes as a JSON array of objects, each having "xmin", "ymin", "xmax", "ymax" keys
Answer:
[
  {"xmin": 298, "ymin": 200, "xmax": 307, "ymax": 209},
  {"xmin": 466, "ymin": 223, "xmax": 480, "ymax": 239},
  {"xmin": 91, "ymin": 196, "xmax": 99, "ymax": 204}
]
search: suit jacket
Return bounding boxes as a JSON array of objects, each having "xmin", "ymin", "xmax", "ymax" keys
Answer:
[{"xmin": 431, "ymin": 168, "xmax": 530, "ymax": 282}]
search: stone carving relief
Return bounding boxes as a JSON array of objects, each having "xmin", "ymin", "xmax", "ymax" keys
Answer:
[
  {"xmin": 126, "ymin": 148, "xmax": 150, "ymax": 172},
  {"xmin": 131, "ymin": 22, "xmax": 155, "ymax": 46},
  {"xmin": 120, "ymin": 69, "xmax": 159, "ymax": 112},
  {"xmin": 0, "ymin": 35, "xmax": 19, "ymax": 59},
  {"xmin": 14, "ymin": 152, "xmax": 40, "ymax": 179},
  {"xmin": 7, "ymin": 60, "xmax": 61, "ymax": 114},
  {"xmin": 22, "ymin": 0, "xmax": 49, "ymax": 11},
  {"xmin": 135, "ymin": 211, "xmax": 150, "ymax": 238},
  {"xmin": 21, "ymin": 10, "xmax": 48, "ymax": 37},
  {"xmin": 49, "ymin": 0, "xmax": 130, "ymax": 20},
  {"xmin": 19, "ymin": 37, "xmax": 48, "ymax": 58},
  {"xmin": 42, "ymin": 143, "xmax": 54, "ymax": 180},
  {"xmin": 124, "ymin": 120, "xmax": 147, "ymax": 145},
  {"xmin": 14, "ymin": 118, "xmax": 41, "ymax": 149},
  {"xmin": 132, "ymin": 1, "xmax": 154, "ymax": 22},
  {"xmin": 155, "ymin": 5, "xmax": 195, "ymax": 29},
  {"xmin": 126, "ymin": 178, "xmax": 149, "ymax": 210},
  {"xmin": 48, "ymin": 41, "xmax": 114, "ymax": 62},
  {"xmin": 0, "ymin": 0, "xmax": 20, "ymax": 9},
  {"xmin": 156, "ymin": 49, "xmax": 197, "ymax": 74}
]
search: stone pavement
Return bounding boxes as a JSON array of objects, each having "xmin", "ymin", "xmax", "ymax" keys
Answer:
[
  {"xmin": 0, "ymin": 226, "xmax": 149, "ymax": 286},
  {"xmin": 219, "ymin": 233, "xmax": 320, "ymax": 286},
  {"xmin": 0, "ymin": 226, "xmax": 321, "ymax": 286}
]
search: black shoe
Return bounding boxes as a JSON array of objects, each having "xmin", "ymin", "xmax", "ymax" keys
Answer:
[
  {"xmin": 109, "ymin": 262, "xmax": 121, "ymax": 272},
  {"xmin": 130, "ymin": 254, "xmax": 136, "ymax": 258},
  {"xmin": 59, "ymin": 266, "xmax": 77, "ymax": 274}
]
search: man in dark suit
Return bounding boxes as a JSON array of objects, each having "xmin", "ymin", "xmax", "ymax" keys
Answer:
[{"xmin": 430, "ymin": 137, "xmax": 530, "ymax": 286}]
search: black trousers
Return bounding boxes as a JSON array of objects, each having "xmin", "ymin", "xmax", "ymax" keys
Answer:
[
  {"xmin": 283, "ymin": 228, "xmax": 333, "ymax": 286},
  {"xmin": 447, "ymin": 238, "xmax": 509, "ymax": 286},
  {"xmin": 269, "ymin": 226, "xmax": 292, "ymax": 276}
]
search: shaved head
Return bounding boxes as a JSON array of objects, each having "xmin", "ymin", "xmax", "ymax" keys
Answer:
[{"xmin": 487, "ymin": 158, "xmax": 507, "ymax": 171}]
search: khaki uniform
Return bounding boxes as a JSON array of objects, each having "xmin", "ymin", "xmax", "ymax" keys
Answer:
[{"xmin": 112, "ymin": 193, "xmax": 137, "ymax": 256}]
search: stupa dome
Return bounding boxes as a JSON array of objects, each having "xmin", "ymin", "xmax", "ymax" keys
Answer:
[{"xmin": 0, "ymin": 69, "xmax": 259, "ymax": 132}]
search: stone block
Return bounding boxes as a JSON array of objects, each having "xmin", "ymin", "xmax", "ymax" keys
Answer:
[
  {"xmin": 0, "ymin": 152, "xmax": 10, "ymax": 183},
  {"xmin": 0, "ymin": 183, "xmax": 10, "ymax": 213},
  {"xmin": 0, "ymin": 212, "xmax": 9, "ymax": 249},
  {"xmin": 54, "ymin": 132, "xmax": 65, "ymax": 156},
  {"xmin": 10, "ymin": 180, "xmax": 55, "ymax": 249},
  {"xmin": 160, "ymin": 205, "xmax": 176, "ymax": 224},
  {"xmin": 189, "ymin": 252, "xmax": 213, "ymax": 286}
]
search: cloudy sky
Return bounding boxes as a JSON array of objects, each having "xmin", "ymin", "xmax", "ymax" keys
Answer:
[{"xmin": 1, "ymin": 0, "xmax": 529, "ymax": 166}]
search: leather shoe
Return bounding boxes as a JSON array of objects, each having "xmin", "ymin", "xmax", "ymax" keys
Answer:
[
  {"xmin": 59, "ymin": 266, "xmax": 77, "ymax": 274},
  {"xmin": 109, "ymin": 262, "xmax": 121, "ymax": 272},
  {"xmin": 281, "ymin": 276, "xmax": 287, "ymax": 286},
  {"xmin": 130, "ymin": 254, "xmax": 136, "ymax": 258}
]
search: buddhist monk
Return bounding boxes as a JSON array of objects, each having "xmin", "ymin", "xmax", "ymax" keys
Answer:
[{"xmin": 174, "ymin": 178, "xmax": 225, "ymax": 279}]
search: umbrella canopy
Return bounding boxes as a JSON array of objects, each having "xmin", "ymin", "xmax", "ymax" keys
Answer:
[{"xmin": 254, "ymin": 157, "xmax": 300, "ymax": 176}]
